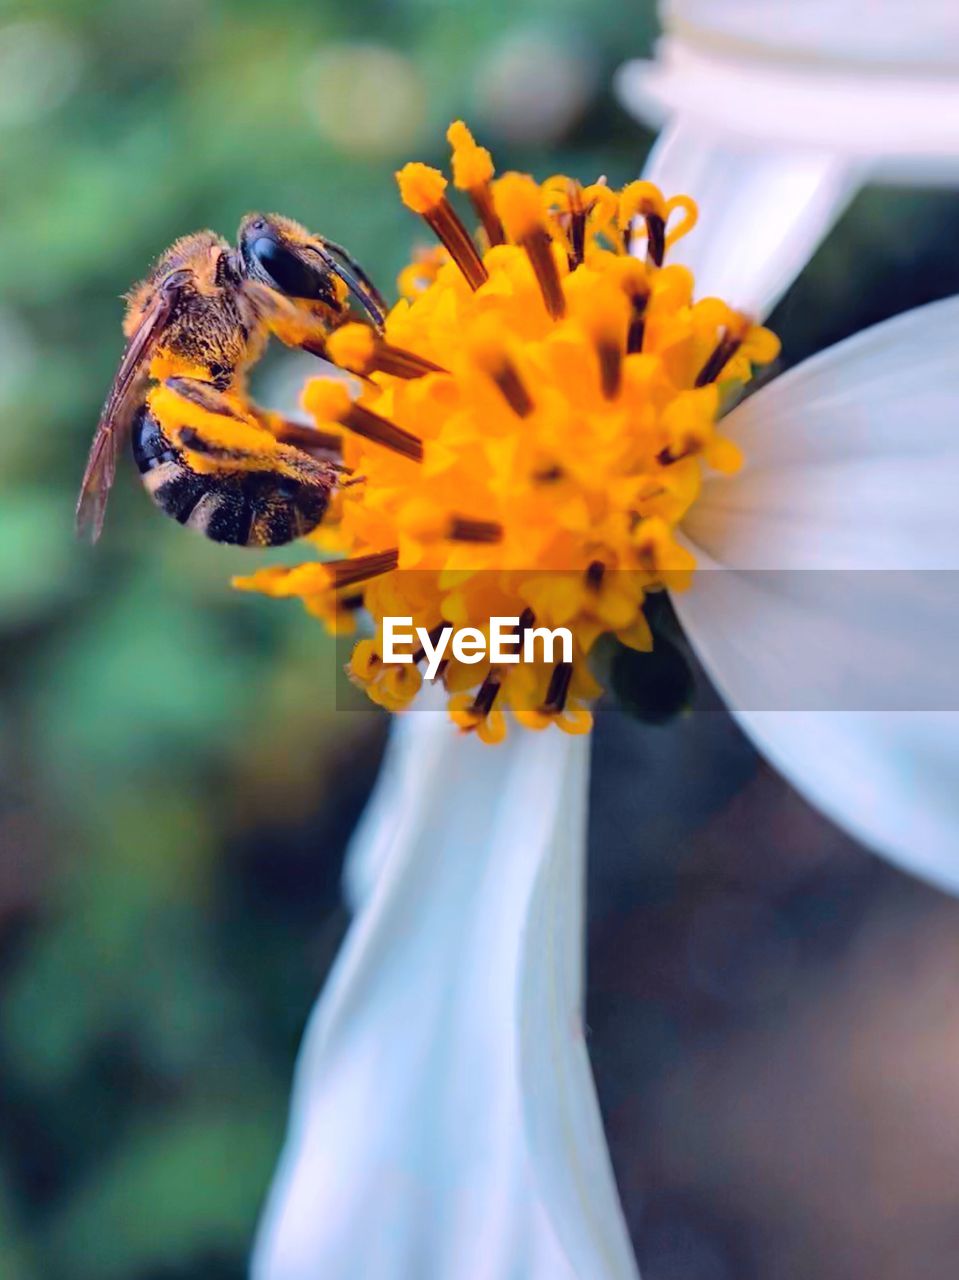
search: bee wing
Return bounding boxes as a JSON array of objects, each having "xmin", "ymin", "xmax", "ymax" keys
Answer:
[{"xmin": 75, "ymin": 271, "xmax": 189, "ymax": 542}]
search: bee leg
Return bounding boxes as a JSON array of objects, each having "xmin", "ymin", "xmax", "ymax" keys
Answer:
[
  {"xmin": 162, "ymin": 376, "xmax": 246, "ymax": 419},
  {"xmin": 246, "ymin": 406, "xmax": 347, "ymax": 464},
  {"xmin": 170, "ymin": 423, "xmax": 335, "ymax": 484},
  {"xmin": 242, "ymin": 281, "xmax": 340, "ymax": 356},
  {"xmin": 164, "ymin": 376, "xmax": 351, "ymax": 476}
]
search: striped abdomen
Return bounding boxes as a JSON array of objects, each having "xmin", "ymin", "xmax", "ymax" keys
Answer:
[{"xmin": 131, "ymin": 406, "xmax": 329, "ymax": 546}]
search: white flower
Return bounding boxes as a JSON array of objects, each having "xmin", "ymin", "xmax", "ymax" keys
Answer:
[
  {"xmin": 253, "ymin": 703, "xmax": 639, "ymax": 1279},
  {"xmin": 617, "ymin": 0, "xmax": 959, "ymax": 316},
  {"xmin": 677, "ymin": 293, "xmax": 959, "ymax": 890},
  {"xmin": 254, "ymin": 18, "xmax": 959, "ymax": 1269},
  {"xmin": 254, "ymin": 285, "xmax": 959, "ymax": 1278}
]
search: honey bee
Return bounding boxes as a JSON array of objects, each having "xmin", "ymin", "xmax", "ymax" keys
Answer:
[{"xmin": 76, "ymin": 214, "xmax": 387, "ymax": 546}]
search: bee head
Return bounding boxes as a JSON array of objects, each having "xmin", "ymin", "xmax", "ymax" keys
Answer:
[
  {"xmin": 238, "ymin": 214, "xmax": 346, "ymax": 310},
  {"xmin": 237, "ymin": 213, "xmax": 386, "ymax": 331}
]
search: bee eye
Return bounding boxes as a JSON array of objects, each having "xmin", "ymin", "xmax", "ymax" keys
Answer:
[{"xmin": 247, "ymin": 235, "xmax": 335, "ymax": 303}]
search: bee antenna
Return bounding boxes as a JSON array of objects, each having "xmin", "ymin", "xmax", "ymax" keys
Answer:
[{"xmin": 313, "ymin": 240, "xmax": 388, "ymax": 333}]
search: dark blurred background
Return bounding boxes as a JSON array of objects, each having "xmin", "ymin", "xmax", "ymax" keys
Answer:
[{"xmin": 2, "ymin": 1, "xmax": 959, "ymax": 1277}]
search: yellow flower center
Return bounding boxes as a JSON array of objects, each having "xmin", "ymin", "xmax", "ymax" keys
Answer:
[{"xmin": 235, "ymin": 122, "xmax": 780, "ymax": 743}]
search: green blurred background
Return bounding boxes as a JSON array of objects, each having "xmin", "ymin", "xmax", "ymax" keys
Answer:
[{"xmin": 4, "ymin": 1, "xmax": 959, "ymax": 1278}]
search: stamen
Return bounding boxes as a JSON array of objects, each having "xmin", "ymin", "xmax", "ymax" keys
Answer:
[
  {"xmin": 532, "ymin": 464, "xmax": 564, "ymax": 483},
  {"xmin": 627, "ymin": 296, "xmax": 648, "ymax": 354},
  {"xmin": 274, "ymin": 420, "xmax": 344, "ymax": 455},
  {"xmin": 327, "ymin": 324, "xmax": 447, "ymax": 381},
  {"xmin": 495, "ymin": 362, "xmax": 534, "ymax": 416},
  {"xmin": 567, "ymin": 281, "xmax": 628, "ymax": 399},
  {"xmin": 448, "ymin": 121, "xmax": 505, "ymax": 247},
  {"xmin": 598, "ymin": 342, "xmax": 622, "ymax": 399},
  {"xmin": 396, "ymin": 163, "xmax": 488, "ymax": 290},
  {"xmin": 469, "ymin": 326, "xmax": 534, "ymax": 416},
  {"xmin": 526, "ymin": 232, "xmax": 566, "ymax": 319},
  {"xmin": 656, "ymin": 443, "xmax": 693, "ymax": 466},
  {"xmin": 305, "ymin": 380, "xmax": 423, "ymax": 461},
  {"xmin": 644, "ymin": 214, "xmax": 666, "ymax": 267},
  {"xmin": 448, "ymin": 516, "xmax": 503, "ymax": 543},
  {"xmin": 326, "ymin": 548, "xmax": 399, "ymax": 589},
  {"xmin": 373, "ymin": 345, "xmax": 447, "ymax": 379},
  {"xmin": 494, "ymin": 173, "xmax": 566, "ymax": 319},
  {"xmin": 563, "ymin": 180, "xmax": 588, "ymax": 269},
  {"xmin": 469, "ymin": 670, "xmax": 502, "ymax": 718},
  {"xmin": 585, "ymin": 560, "xmax": 605, "ymax": 590},
  {"xmin": 695, "ymin": 324, "xmax": 747, "ymax": 388},
  {"xmin": 613, "ymin": 259, "xmax": 651, "ymax": 354},
  {"xmin": 618, "ymin": 183, "xmax": 698, "ymax": 267},
  {"xmin": 541, "ymin": 662, "xmax": 573, "ymax": 715},
  {"xmin": 342, "ymin": 403, "xmax": 424, "ymax": 461}
]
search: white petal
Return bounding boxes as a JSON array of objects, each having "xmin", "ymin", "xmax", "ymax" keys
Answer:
[
  {"xmin": 618, "ymin": 38, "xmax": 959, "ymax": 176},
  {"xmin": 253, "ymin": 710, "xmax": 638, "ymax": 1280},
  {"xmin": 639, "ymin": 117, "xmax": 856, "ymax": 318},
  {"xmin": 663, "ymin": 0, "xmax": 959, "ymax": 72},
  {"xmin": 675, "ymin": 296, "xmax": 959, "ymax": 889}
]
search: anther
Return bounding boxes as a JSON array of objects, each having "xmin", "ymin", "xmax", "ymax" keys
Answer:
[
  {"xmin": 274, "ymin": 420, "xmax": 344, "ymax": 456},
  {"xmin": 448, "ymin": 516, "xmax": 503, "ymax": 543},
  {"xmin": 493, "ymin": 359, "xmax": 534, "ymax": 417},
  {"xmin": 644, "ymin": 213, "xmax": 666, "ymax": 267},
  {"xmin": 564, "ymin": 180, "xmax": 588, "ymax": 270},
  {"xmin": 306, "ymin": 381, "xmax": 423, "ymax": 461},
  {"xmin": 469, "ymin": 326, "xmax": 535, "ymax": 417},
  {"xmin": 626, "ymin": 286, "xmax": 650, "ymax": 354},
  {"xmin": 373, "ymin": 344, "xmax": 447, "ymax": 380},
  {"xmin": 525, "ymin": 229, "xmax": 566, "ymax": 318},
  {"xmin": 541, "ymin": 662, "xmax": 573, "ymax": 715},
  {"xmin": 585, "ymin": 560, "xmax": 605, "ymax": 590},
  {"xmin": 327, "ymin": 324, "xmax": 447, "ymax": 381},
  {"xmin": 344, "ymin": 403, "xmax": 423, "ymax": 461},
  {"xmin": 570, "ymin": 283, "xmax": 628, "ymax": 399},
  {"xmin": 396, "ymin": 163, "xmax": 488, "ymax": 291},
  {"xmin": 326, "ymin": 548, "xmax": 399, "ymax": 589},
  {"xmin": 448, "ymin": 121, "xmax": 505, "ymax": 248},
  {"xmin": 598, "ymin": 341, "xmax": 622, "ymax": 400},
  {"xmin": 695, "ymin": 329, "xmax": 744, "ymax": 388},
  {"xmin": 618, "ymin": 182, "xmax": 678, "ymax": 268},
  {"xmin": 495, "ymin": 173, "xmax": 566, "ymax": 320},
  {"xmin": 469, "ymin": 670, "xmax": 502, "ymax": 718},
  {"xmin": 656, "ymin": 443, "xmax": 693, "ymax": 466}
]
